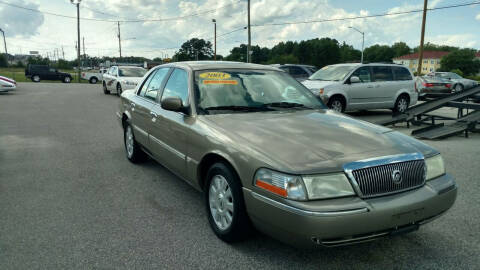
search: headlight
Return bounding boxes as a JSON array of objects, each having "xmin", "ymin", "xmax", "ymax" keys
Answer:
[
  {"xmin": 254, "ymin": 169, "xmax": 356, "ymax": 200},
  {"xmin": 122, "ymin": 80, "xmax": 136, "ymax": 86},
  {"xmin": 303, "ymin": 173, "xmax": 355, "ymax": 200},
  {"xmin": 254, "ymin": 169, "xmax": 307, "ymax": 200},
  {"xmin": 425, "ymin": 154, "xmax": 445, "ymax": 180}
]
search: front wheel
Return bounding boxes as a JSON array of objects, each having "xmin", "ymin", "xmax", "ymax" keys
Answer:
[
  {"xmin": 63, "ymin": 76, "xmax": 71, "ymax": 83},
  {"xmin": 89, "ymin": 77, "xmax": 98, "ymax": 84},
  {"xmin": 327, "ymin": 96, "xmax": 345, "ymax": 113},
  {"xmin": 117, "ymin": 83, "xmax": 122, "ymax": 95},
  {"xmin": 205, "ymin": 163, "xmax": 252, "ymax": 243},
  {"xmin": 103, "ymin": 82, "xmax": 110, "ymax": 94},
  {"xmin": 31, "ymin": 75, "xmax": 40, "ymax": 82},
  {"xmin": 124, "ymin": 123, "xmax": 147, "ymax": 163},
  {"xmin": 393, "ymin": 95, "xmax": 410, "ymax": 114}
]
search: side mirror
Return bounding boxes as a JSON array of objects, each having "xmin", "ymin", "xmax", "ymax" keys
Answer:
[
  {"xmin": 350, "ymin": 76, "xmax": 361, "ymax": 83},
  {"xmin": 161, "ymin": 96, "xmax": 185, "ymax": 113}
]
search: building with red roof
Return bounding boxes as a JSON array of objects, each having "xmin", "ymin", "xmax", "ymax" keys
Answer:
[{"xmin": 393, "ymin": 51, "xmax": 450, "ymax": 74}]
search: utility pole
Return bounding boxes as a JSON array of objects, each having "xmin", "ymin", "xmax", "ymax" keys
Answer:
[
  {"xmin": 83, "ymin": 37, "xmax": 86, "ymax": 67},
  {"xmin": 247, "ymin": 0, "xmax": 251, "ymax": 63},
  {"xmin": 117, "ymin": 21, "xmax": 122, "ymax": 58},
  {"xmin": 212, "ymin": 19, "xmax": 216, "ymax": 60},
  {"xmin": 0, "ymin": 28, "xmax": 7, "ymax": 64},
  {"xmin": 71, "ymin": 0, "xmax": 82, "ymax": 82},
  {"xmin": 62, "ymin": 46, "xmax": 65, "ymax": 59},
  {"xmin": 417, "ymin": 0, "xmax": 428, "ymax": 76}
]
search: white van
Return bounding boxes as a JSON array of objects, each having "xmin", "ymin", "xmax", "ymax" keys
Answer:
[{"xmin": 302, "ymin": 63, "xmax": 418, "ymax": 113}]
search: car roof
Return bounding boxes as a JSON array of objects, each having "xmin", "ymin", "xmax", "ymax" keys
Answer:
[
  {"xmin": 270, "ymin": 64, "xmax": 316, "ymax": 68},
  {"xmin": 158, "ymin": 61, "xmax": 281, "ymax": 72}
]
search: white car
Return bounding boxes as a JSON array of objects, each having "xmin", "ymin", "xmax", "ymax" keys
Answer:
[
  {"xmin": 0, "ymin": 75, "xmax": 17, "ymax": 92},
  {"xmin": 102, "ymin": 66, "xmax": 147, "ymax": 95},
  {"xmin": 81, "ymin": 69, "xmax": 107, "ymax": 84},
  {"xmin": 302, "ymin": 63, "xmax": 418, "ymax": 113}
]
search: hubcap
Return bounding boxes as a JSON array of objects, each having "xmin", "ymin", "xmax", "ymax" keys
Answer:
[
  {"xmin": 33, "ymin": 76, "xmax": 39, "ymax": 81},
  {"xmin": 209, "ymin": 175, "xmax": 234, "ymax": 231},
  {"xmin": 455, "ymin": 85, "xmax": 462, "ymax": 92},
  {"xmin": 65, "ymin": 77, "xmax": 70, "ymax": 82},
  {"xmin": 125, "ymin": 126, "xmax": 134, "ymax": 158},
  {"xmin": 398, "ymin": 98, "xmax": 408, "ymax": 113},
  {"xmin": 331, "ymin": 100, "xmax": 343, "ymax": 112}
]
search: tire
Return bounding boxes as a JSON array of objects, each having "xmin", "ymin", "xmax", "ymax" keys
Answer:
[
  {"xmin": 205, "ymin": 162, "xmax": 252, "ymax": 243},
  {"xmin": 123, "ymin": 123, "xmax": 147, "ymax": 163},
  {"xmin": 327, "ymin": 96, "xmax": 345, "ymax": 113},
  {"xmin": 393, "ymin": 94, "xmax": 410, "ymax": 114},
  {"xmin": 89, "ymin": 77, "xmax": 98, "ymax": 84},
  {"xmin": 31, "ymin": 75, "xmax": 40, "ymax": 82},
  {"xmin": 103, "ymin": 82, "xmax": 110, "ymax": 94},
  {"xmin": 63, "ymin": 76, "xmax": 71, "ymax": 83},
  {"xmin": 117, "ymin": 83, "xmax": 122, "ymax": 95},
  {"xmin": 453, "ymin": 84, "xmax": 464, "ymax": 93}
]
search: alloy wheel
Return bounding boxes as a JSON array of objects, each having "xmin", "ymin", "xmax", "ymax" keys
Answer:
[
  {"xmin": 331, "ymin": 100, "xmax": 343, "ymax": 112},
  {"xmin": 397, "ymin": 98, "xmax": 408, "ymax": 113},
  {"xmin": 125, "ymin": 126, "xmax": 134, "ymax": 158},
  {"xmin": 208, "ymin": 175, "xmax": 234, "ymax": 231}
]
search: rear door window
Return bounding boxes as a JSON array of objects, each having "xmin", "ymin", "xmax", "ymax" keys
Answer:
[
  {"xmin": 372, "ymin": 66, "xmax": 393, "ymax": 82},
  {"xmin": 393, "ymin": 67, "xmax": 412, "ymax": 81},
  {"xmin": 350, "ymin": 67, "xmax": 372, "ymax": 83}
]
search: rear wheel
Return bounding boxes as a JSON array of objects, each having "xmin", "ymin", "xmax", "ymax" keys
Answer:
[
  {"xmin": 89, "ymin": 77, "xmax": 98, "ymax": 84},
  {"xmin": 327, "ymin": 96, "xmax": 345, "ymax": 113},
  {"xmin": 63, "ymin": 76, "xmax": 71, "ymax": 83},
  {"xmin": 103, "ymin": 82, "xmax": 110, "ymax": 94},
  {"xmin": 32, "ymin": 75, "xmax": 40, "ymax": 82},
  {"xmin": 453, "ymin": 84, "xmax": 464, "ymax": 93},
  {"xmin": 205, "ymin": 163, "xmax": 252, "ymax": 242},
  {"xmin": 393, "ymin": 95, "xmax": 410, "ymax": 114}
]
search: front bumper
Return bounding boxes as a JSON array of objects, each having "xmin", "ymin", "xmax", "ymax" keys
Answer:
[{"xmin": 243, "ymin": 173, "xmax": 457, "ymax": 248}]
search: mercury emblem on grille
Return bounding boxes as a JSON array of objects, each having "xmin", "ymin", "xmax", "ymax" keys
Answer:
[{"xmin": 392, "ymin": 170, "xmax": 402, "ymax": 184}]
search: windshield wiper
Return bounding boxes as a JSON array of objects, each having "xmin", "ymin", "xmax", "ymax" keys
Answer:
[
  {"xmin": 203, "ymin": 105, "xmax": 273, "ymax": 112},
  {"xmin": 261, "ymin": 102, "xmax": 312, "ymax": 109}
]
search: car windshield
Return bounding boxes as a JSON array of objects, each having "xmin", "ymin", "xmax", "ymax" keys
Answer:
[
  {"xmin": 194, "ymin": 69, "xmax": 325, "ymax": 114},
  {"xmin": 118, "ymin": 67, "xmax": 147, "ymax": 77},
  {"xmin": 309, "ymin": 65, "xmax": 357, "ymax": 81}
]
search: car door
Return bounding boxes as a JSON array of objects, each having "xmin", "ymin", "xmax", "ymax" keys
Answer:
[
  {"xmin": 106, "ymin": 67, "xmax": 117, "ymax": 91},
  {"xmin": 370, "ymin": 66, "xmax": 396, "ymax": 106},
  {"xmin": 344, "ymin": 66, "xmax": 377, "ymax": 109},
  {"xmin": 129, "ymin": 68, "xmax": 170, "ymax": 147},
  {"xmin": 148, "ymin": 68, "xmax": 190, "ymax": 179}
]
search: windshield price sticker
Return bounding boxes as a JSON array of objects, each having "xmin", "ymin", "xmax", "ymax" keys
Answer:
[{"xmin": 200, "ymin": 72, "xmax": 238, "ymax": 85}]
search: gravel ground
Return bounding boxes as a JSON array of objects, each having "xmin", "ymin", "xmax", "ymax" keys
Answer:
[{"xmin": 1, "ymin": 83, "xmax": 479, "ymax": 269}]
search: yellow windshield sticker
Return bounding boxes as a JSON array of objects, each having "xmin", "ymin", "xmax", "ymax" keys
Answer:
[
  {"xmin": 199, "ymin": 72, "xmax": 231, "ymax": 80},
  {"xmin": 203, "ymin": 80, "xmax": 238, "ymax": 85}
]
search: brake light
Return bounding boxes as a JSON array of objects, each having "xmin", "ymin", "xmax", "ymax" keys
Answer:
[
  {"xmin": 446, "ymin": 84, "xmax": 452, "ymax": 88},
  {"xmin": 422, "ymin": 82, "xmax": 434, "ymax": 88}
]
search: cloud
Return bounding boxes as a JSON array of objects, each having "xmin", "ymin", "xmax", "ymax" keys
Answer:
[
  {"xmin": 426, "ymin": 34, "xmax": 478, "ymax": 48},
  {"xmin": 476, "ymin": 13, "xmax": 480, "ymax": 20},
  {"xmin": 0, "ymin": 0, "xmax": 44, "ymax": 37}
]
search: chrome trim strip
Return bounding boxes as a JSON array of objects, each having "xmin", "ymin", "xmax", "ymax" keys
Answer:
[
  {"xmin": 320, "ymin": 231, "xmax": 390, "ymax": 246},
  {"xmin": 133, "ymin": 125, "xmax": 148, "ymax": 138},
  {"xmin": 343, "ymin": 153, "xmax": 425, "ymax": 197},
  {"xmin": 249, "ymin": 190, "xmax": 368, "ymax": 217},
  {"xmin": 149, "ymin": 135, "xmax": 185, "ymax": 160}
]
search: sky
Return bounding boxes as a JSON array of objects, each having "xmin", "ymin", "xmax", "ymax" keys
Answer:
[{"xmin": 0, "ymin": 0, "xmax": 479, "ymax": 60}]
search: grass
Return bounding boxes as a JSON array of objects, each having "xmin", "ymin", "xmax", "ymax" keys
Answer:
[{"xmin": 0, "ymin": 67, "xmax": 89, "ymax": 83}]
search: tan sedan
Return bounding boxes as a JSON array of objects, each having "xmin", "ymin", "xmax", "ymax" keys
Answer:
[{"xmin": 116, "ymin": 61, "xmax": 457, "ymax": 247}]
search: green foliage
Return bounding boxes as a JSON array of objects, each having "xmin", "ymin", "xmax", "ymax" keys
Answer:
[
  {"xmin": 449, "ymin": 68, "xmax": 464, "ymax": 77},
  {"xmin": 391, "ymin": 42, "xmax": 411, "ymax": 58},
  {"xmin": 173, "ymin": 38, "xmax": 213, "ymax": 61},
  {"xmin": 363, "ymin": 45, "xmax": 395, "ymax": 63},
  {"xmin": 465, "ymin": 75, "xmax": 480, "ymax": 81},
  {"xmin": 0, "ymin": 53, "xmax": 8, "ymax": 67},
  {"xmin": 413, "ymin": 42, "xmax": 458, "ymax": 53},
  {"xmin": 339, "ymin": 42, "xmax": 361, "ymax": 63},
  {"xmin": 27, "ymin": 56, "xmax": 50, "ymax": 65},
  {"xmin": 440, "ymin": 49, "xmax": 480, "ymax": 76},
  {"xmin": 267, "ymin": 54, "xmax": 299, "ymax": 64}
]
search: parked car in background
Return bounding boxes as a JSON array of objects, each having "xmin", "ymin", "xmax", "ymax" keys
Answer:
[
  {"xmin": 426, "ymin": 72, "xmax": 478, "ymax": 92},
  {"xmin": 102, "ymin": 66, "xmax": 147, "ymax": 95},
  {"xmin": 116, "ymin": 61, "xmax": 456, "ymax": 247},
  {"xmin": 81, "ymin": 69, "xmax": 107, "ymax": 84},
  {"xmin": 416, "ymin": 76, "xmax": 452, "ymax": 99},
  {"xmin": 25, "ymin": 64, "xmax": 72, "ymax": 83},
  {"xmin": 0, "ymin": 75, "xmax": 16, "ymax": 92},
  {"xmin": 272, "ymin": 64, "xmax": 318, "ymax": 81},
  {"xmin": 302, "ymin": 63, "xmax": 418, "ymax": 113}
]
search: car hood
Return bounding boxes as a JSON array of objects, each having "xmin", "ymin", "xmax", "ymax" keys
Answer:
[
  {"xmin": 302, "ymin": 79, "xmax": 340, "ymax": 90},
  {"xmin": 201, "ymin": 110, "xmax": 434, "ymax": 173}
]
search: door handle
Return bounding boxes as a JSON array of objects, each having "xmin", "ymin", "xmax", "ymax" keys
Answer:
[{"xmin": 150, "ymin": 111, "xmax": 158, "ymax": 118}]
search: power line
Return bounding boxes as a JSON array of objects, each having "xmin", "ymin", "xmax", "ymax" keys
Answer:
[
  {"xmin": 0, "ymin": 0, "xmax": 243, "ymax": 23},
  {"xmin": 251, "ymin": 1, "xmax": 480, "ymax": 27}
]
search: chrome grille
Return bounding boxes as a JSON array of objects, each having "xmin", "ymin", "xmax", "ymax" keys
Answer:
[{"xmin": 351, "ymin": 160, "xmax": 425, "ymax": 198}]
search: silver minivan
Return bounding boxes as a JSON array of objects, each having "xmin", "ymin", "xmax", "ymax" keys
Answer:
[{"xmin": 302, "ymin": 63, "xmax": 418, "ymax": 113}]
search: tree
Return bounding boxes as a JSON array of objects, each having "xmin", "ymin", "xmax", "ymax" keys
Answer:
[
  {"xmin": 0, "ymin": 53, "xmax": 7, "ymax": 67},
  {"xmin": 440, "ymin": 49, "xmax": 480, "ymax": 76},
  {"xmin": 391, "ymin": 42, "xmax": 411, "ymax": 58},
  {"xmin": 173, "ymin": 38, "xmax": 213, "ymax": 61},
  {"xmin": 339, "ymin": 42, "xmax": 361, "ymax": 63},
  {"xmin": 363, "ymin": 45, "xmax": 395, "ymax": 62},
  {"xmin": 225, "ymin": 44, "xmax": 248, "ymax": 62},
  {"xmin": 413, "ymin": 42, "xmax": 458, "ymax": 53},
  {"xmin": 27, "ymin": 56, "xmax": 50, "ymax": 65}
]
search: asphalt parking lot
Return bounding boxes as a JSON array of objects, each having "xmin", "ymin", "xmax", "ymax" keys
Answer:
[{"xmin": 1, "ymin": 83, "xmax": 479, "ymax": 269}]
